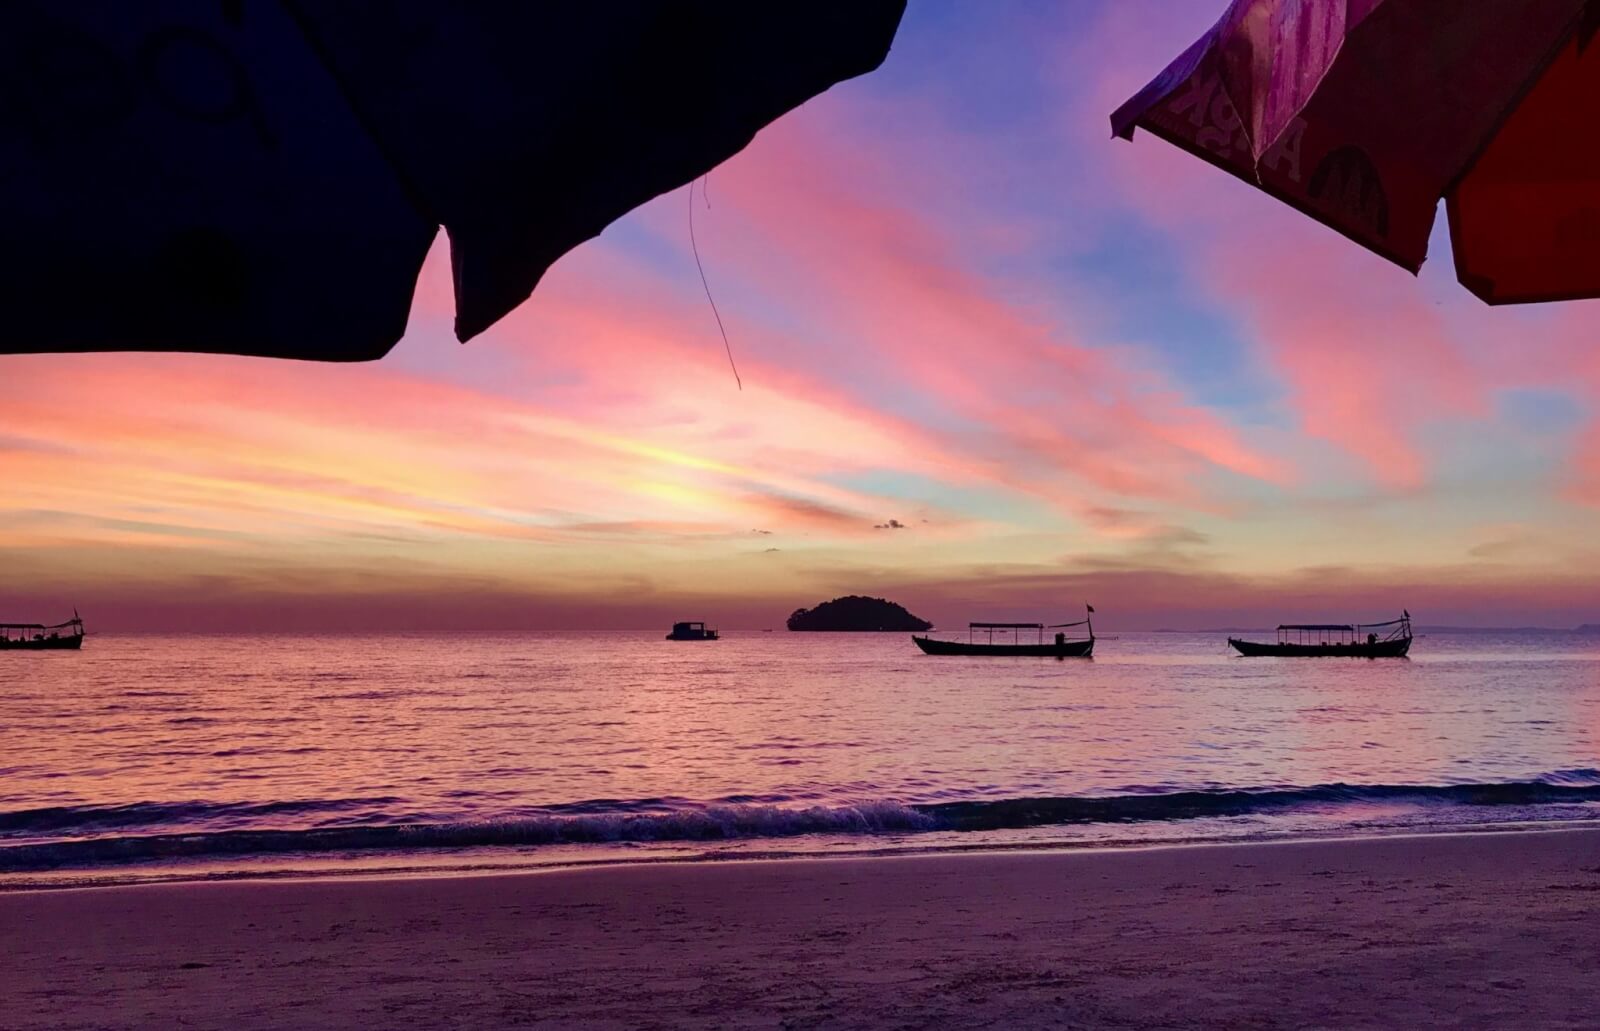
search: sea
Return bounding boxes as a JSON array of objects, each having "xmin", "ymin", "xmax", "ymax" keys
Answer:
[{"xmin": 3, "ymin": 630, "xmax": 1598, "ymax": 890}]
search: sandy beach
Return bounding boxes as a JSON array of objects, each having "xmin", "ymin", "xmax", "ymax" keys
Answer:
[{"xmin": 3, "ymin": 828, "xmax": 1599, "ymax": 1029}]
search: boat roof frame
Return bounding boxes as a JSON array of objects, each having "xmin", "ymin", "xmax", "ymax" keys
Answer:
[
  {"xmin": 968, "ymin": 619, "xmax": 1091, "ymax": 630},
  {"xmin": 1277, "ymin": 615, "xmax": 1409, "ymax": 631}
]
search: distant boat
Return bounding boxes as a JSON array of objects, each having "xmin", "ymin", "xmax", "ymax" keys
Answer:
[
  {"xmin": 0, "ymin": 613, "xmax": 85, "ymax": 651},
  {"xmin": 666, "ymin": 621, "xmax": 719, "ymax": 641},
  {"xmin": 913, "ymin": 605, "xmax": 1094, "ymax": 658},
  {"xmin": 1229, "ymin": 612, "xmax": 1413, "ymax": 658}
]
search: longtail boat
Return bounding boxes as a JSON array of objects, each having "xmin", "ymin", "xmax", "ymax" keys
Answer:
[
  {"xmin": 913, "ymin": 605, "xmax": 1094, "ymax": 658},
  {"xmin": 1229, "ymin": 612, "xmax": 1412, "ymax": 658},
  {"xmin": 0, "ymin": 613, "xmax": 85, "ymax": 651}
]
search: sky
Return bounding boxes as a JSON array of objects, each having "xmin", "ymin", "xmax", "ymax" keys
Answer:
[{"xmin": 5, "ymin": 0, "xmax": 1600, "ymax": 632}]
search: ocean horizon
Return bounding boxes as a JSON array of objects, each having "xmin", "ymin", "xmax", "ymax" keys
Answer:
[{"xmin": 5, "ymin": 629, "xmax": 1598, "ymax": 890}]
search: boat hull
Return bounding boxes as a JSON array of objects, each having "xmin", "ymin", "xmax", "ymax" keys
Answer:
[
  {"xmin": 913, "ymin": 635, "xmax": 1093, "ymax": 658},
  {"xmin": 0, "ymin": 634, "xmax": 83, "ymax": 651},
  {"xmin": 1228, "ymin": 637, "xmax": 1411, "ymax": 658}
]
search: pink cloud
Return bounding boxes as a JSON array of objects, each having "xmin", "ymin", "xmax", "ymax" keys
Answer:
[{"xmin": 477, "ymin": 103, "xmax": 1294, "ymax": 530}]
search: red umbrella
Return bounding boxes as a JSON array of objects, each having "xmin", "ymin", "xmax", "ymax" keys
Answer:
[{"xmin": 1112, "ymin": 0, "xmax": 1600, "ymax": 304}]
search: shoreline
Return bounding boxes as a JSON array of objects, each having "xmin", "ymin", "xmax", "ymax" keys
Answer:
[
  {"xmin": 5, "ymin": 827, "xmax": 1600, "ymax": 1028},
  {"xmin": 6, "ymin": 815, "xmax": 1600, "ymax": 895}
]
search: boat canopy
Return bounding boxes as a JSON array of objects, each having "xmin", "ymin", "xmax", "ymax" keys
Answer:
[
  {"xmin": 1277, "ymin": 616, "xmax": 1409, "ymax": 631},
  {"xmin": 0, "ymin": 623, "xmax": 47, "ymax": 630},
  {"xmin": 970, "ymin": 621, "xmax": 1043, "ymax": 629}
]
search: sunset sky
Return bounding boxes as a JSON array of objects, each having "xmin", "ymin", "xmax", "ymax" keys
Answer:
[{"xmin": 5, "ymin": 0, "xmax": 1600, "ymax": 631}]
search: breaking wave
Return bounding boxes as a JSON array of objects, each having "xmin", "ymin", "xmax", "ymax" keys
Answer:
[{"xmin": 4, "ymin": 771, "xmax": 1599, "ymax": 873}]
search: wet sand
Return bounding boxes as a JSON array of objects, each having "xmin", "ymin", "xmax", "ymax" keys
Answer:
[{"xmin": 3, "ymin": 828, "xmax": 1599, "ymax": 1029}]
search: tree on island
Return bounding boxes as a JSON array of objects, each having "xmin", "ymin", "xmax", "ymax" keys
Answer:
[{"xmin": 786, "ymin": 595, "xmax": 932, "ymax": 632}]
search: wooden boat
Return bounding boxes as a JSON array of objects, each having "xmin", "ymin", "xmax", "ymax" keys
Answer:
[
  {"xmin": 666, "ymin": 621, "xmax": 719, "ymax": 641},
  {"xmin": 1228, "ymin": 612, "xmax": 1412, "ymax": 658},
  {"xmin": 913, "ymin": 606, "xmax": 1094, "ymax": 658},
  {"xmin": 0, "ymin": 613, "xmax": 85, "ymax": 651}
]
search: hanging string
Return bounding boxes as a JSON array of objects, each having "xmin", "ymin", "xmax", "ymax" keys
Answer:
[{"xmin": 689, "ymin": 175, "xmax": 741, "ymax": 390}]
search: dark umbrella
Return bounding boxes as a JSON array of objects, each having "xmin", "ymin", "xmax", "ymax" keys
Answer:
[
  {"xmin": 1, "ymin": 1, "xmax": 904, "ymax": 361},
  {"xmin": 1112, "ymin": 0, "xmax": 1600, "ymax": 305}
]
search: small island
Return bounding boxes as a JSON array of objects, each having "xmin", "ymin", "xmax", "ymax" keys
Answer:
[{"xmin": 786, "ymin": 595, "xmax": 932, "ymax": 632}]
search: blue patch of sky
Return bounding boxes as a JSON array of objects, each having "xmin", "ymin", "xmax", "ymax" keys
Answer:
[
  {"xmin": 1497, "ymin": 388, "xmax": 1585, "ymax": 437},
  {"xmin": 1422, "ymin": 413, "xmax": 1566, "ymax": 502},
  {"xmin": 858, "ymin": 1, "xmax": 1053, "ymax": 126},
  {"xmin": 1047, "ymin": 216, "xmax": 1288, "ymax": 424},
  {"xmin": 868, "ymin": 1, "xmax": 1287, "ymax": 428}
]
